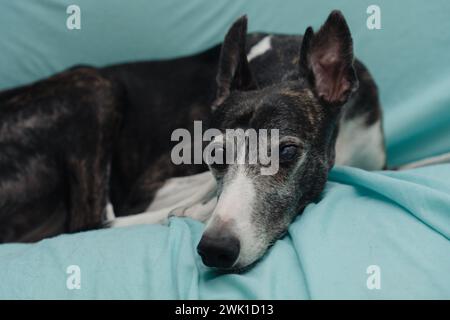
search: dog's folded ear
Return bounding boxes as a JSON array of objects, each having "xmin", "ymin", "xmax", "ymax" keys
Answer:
[
  {"xmin": 299, "ymin": 10, "xmax": 358, "ymax": 107},
  {"xmin": 213, "ymin": 15, "xmax": 257, "ymax": 110}
]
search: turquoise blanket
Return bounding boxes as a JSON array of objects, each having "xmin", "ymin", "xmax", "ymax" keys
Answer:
[
  {"xmin": 0, "ymin": 0, "xmax": 449, "ymax": 299},
  {"xmin": 1, "ymin": 165, "xmax": 449, "ymax": 299}
]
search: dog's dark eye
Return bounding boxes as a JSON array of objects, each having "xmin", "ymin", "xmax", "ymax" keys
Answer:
[{"xmin": 279, "ymin": 144, "xmax": 298, "ymax": 162}]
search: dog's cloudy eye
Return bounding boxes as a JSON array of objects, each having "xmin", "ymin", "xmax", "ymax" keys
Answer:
[{"xmin": 279, "ymin": 145, "xmax": 298, "ymax": 162}]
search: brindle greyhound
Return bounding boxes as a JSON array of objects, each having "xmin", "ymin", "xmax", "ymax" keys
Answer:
[{"xmin": 2, "ymin": 11, "xmax": 444, "ymax": 271}]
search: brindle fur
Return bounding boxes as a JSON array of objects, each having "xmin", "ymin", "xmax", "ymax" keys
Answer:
[{"xmin": 0, "ymin": 69, "xmax": 122, "ymax": 242}]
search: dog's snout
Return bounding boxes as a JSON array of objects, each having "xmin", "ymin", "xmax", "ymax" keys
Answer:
[{"xmin": 197, "ymin": 233, "xmax": 240, "ymax": 268}]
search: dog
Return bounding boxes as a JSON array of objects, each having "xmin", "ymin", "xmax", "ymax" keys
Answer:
[{"xmin": 0, "ymin": 11, "xmax": 387, "ymax": 271}]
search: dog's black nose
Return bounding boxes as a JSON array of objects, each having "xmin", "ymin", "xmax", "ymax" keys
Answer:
[{"xmin": 197, "ymin": 234, "xmax": 240, "ymax": 268}]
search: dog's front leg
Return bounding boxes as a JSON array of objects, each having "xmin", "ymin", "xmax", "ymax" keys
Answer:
[
  {"xmin": 108, "ymin": 206, "xmax": 176, "ymax": 227},
  {"xmin": 109, "ymin": 196, "xmax": 217, "ymax": 227},
  {"xmin": 108, "ymin": 171, "xmax": 217, "ymax": 227}
]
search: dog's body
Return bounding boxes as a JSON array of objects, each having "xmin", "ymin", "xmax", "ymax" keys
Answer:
[{"xmin": 0, "ymin": 12, "xmax": 386, "ymax": 269}]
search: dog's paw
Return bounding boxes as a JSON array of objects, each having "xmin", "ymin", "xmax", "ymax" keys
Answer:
[{"xmin": 169, "ymin": 197, "xmax": 216, "ymax": 222}]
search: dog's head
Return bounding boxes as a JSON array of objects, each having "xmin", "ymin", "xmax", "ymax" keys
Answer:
[{"xmin": 197, "ymin": 11, "xmax": 358, "ymax": 271}]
